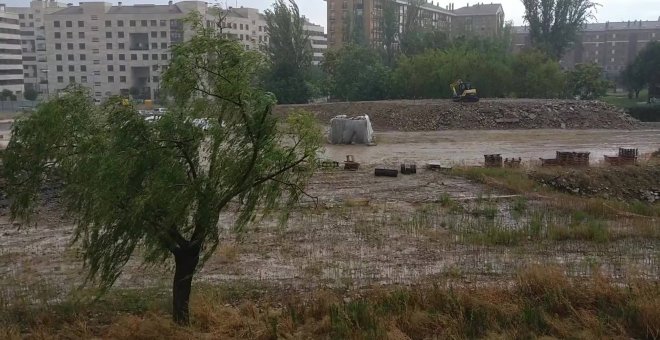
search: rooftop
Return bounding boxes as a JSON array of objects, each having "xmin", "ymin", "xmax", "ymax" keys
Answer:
[
  {"xmin": 514, "ymin": 20, "xmax": 660, "ymax": 34},
  {"xmin": 453, "ymin": 3, "xmax": 503, "ymax": 16}
]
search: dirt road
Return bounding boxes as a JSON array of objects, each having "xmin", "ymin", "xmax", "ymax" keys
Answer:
[{"xmin": 322, "ymin": 128, "xmax": 660, "ymax": 166}]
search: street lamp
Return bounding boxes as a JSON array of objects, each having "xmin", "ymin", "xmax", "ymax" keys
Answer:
[{"xmin": 40, "ymin": 69, "xmax": 49, "ymax": 98}]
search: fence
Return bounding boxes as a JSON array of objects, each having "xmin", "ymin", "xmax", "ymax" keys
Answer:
[{"xmin": 0, "ymin": 101, "xmax": 38, "ymax": 113}]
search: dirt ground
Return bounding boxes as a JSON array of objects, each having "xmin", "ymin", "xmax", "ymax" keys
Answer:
[
  {"xmin": 1, "ymin": 166, "xmax": 658, "ymax": 302},
  {"xmin": 322, "ymin": 128, "xmax": 660, "ymax": 166}
]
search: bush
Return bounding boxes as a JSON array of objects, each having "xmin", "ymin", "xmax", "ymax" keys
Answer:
[{"xmin": 626, "ymin": 105, "xmax": 660, "ymax": 122}]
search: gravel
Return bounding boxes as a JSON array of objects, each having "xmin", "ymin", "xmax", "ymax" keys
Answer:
[{"xmin": 276, "ymin": 99, "xmax": 640, "ymax": 131}]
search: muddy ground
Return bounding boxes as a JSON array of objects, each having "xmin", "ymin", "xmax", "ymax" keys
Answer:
[{"xmin": 1, "ymin": 166, "xmax": 658, "ymax": 302}]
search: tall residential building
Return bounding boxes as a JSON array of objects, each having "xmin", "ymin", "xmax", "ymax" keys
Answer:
[
  {"xmin": 7, "ymin": 0, "xmax": 66, "ymax": 95},
  {"xmin": 325, "ymin": 0, "xmax": 504, "ymax": 49},
  {"xmin": 5, "ymin": 2, "xmax": 326, "ymax": 100},
  {"xmin": 305, "ymin": 18, "xmax": 327, "ymax": 65},
  {"xmin": 0, "ymin": 3, "xmax": 24, "ymax": 96},
  {"xmin": 512, "ymin": 20, "xmax": 660, "ymax": 78}
]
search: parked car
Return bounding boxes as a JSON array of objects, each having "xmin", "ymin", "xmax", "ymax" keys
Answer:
[{"xmin": 153, "ymin": 108, "xmax": 168, "ymax": 115}]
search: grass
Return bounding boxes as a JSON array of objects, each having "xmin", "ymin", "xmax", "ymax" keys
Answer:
[{"xmin": 1, "ymin": 266, "xmax": 658, "ymax": 339}]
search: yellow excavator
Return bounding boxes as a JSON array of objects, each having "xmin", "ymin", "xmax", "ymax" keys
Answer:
[{"xmin": 450, "ymin": 79, "xmax": 479, "ymax": 102}]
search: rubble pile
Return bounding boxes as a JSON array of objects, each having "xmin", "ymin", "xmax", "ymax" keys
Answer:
[
  {"xmin": 530, "ymin": 166, "xmax": 660, "ymax": 203},
  {"xmin": 276, "ymin": 99, "xmax": 640, "ymax": 131}
]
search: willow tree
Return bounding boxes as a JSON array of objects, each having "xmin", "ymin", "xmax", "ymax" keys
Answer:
[{"xmin": 2, "ymin": 15, "xmax": 322, "ymax": 325}]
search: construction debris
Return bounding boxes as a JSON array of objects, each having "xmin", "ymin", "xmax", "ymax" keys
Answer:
[
  {"xmin": 484, "ymin": 154, "xmax": 503, "ymax": 168},
  {"xmin": 504, "ymin": 158, "xmax": 522, "ymax": 168},
  {"xmin": 400, "ymin": 163, "xmax": 417, "ymax": 175},
  {"xmin": 541, "ymin": 151, "xmax": 590, "ymax": 167},
  {"xmin": 276, "ymin": 99, "xmax": 639, "ymax": 131},
  {"xmin": 604, "ymin": 148, "xmax": 638, "ymax": 166}
]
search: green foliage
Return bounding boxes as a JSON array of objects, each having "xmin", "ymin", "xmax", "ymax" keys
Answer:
[
  {"xmin": 263, "ymin": 0, "xmax": 313, "ymax": 104},
  {"xmin": 2, "ymin": 12, "xmax": 322, "ymax": 316},
  {"xmin": 392, "ymin": 42, "xmax": 512, "ymax": 99},
  {"xmin": 522, "ymin": 0, "xmax": 599, "ymax": 59},
  {"xmin": 324, "ymin": 45, "xmax": 392, "ymax": 101},
  {"xmin": 566, "ymin": 63, "xmax": 610, "ymax": 99},
  {"xmin": 0, "ymin": 89, "xmax": 17, "ymax": 101},
  {"xmin": 624, "ymin": 41, "xmax": 660, "ymax": 101},
  {"xmin": 511, "ymin": 49, "xmax": 566, "ymax": 98},
  {"xmin": 23, "ymin": 87, "xmax": 38, "ymax": 101}
]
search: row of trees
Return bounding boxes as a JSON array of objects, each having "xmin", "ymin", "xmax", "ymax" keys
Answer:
[
  {"xmin": 621, "ymin": 41, "xmax": 660, "ymax": 101},
  {"xmin": 262, "ymin": 0, "xmax": 613, "ymax": 103}
]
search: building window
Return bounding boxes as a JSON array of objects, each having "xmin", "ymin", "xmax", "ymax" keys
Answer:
[
  {"xmin": 130, "ymin": 20, "xmax": 136, "ymax": 27},
  {"xmin": 54, "ymin": 21, "xmax": 60, "ymax": 28},
  {"xmin": 106, "ymin": 43, "xmax": 112, "ymax": 49},
  {"xmin": 93, "ymin": 60, "xmax": 100, "ymax": 65},
  {"xmin": 19, "ymin": 14, "xmax": 24, "ymax": 19},
  {"xmin": 92, "ymin": 48, "xmax": 99, "ymax": 53},
  {"xmin": 151, "ymin": 31, "xmax": 157, "ymax": 38},
  {"xmin": 151, "ymin": 42, "xmax": 158, "ymax": 49},
  {"xmin": 107, "ymin": 54, "xmax": 113, "ymax": 61},
  {"xmin": 142, "ymin": 54, "xmax": 148, "ymax": 60},
  {"xmin": 57, "ymin": 76, "xmax": 63, "ymax": 83},
  {"xmin": 79, "ymin": 43, "xmax": 85, "ymax": 49},
  {"xmin": 611, "ymin": 57, "xmax": 615, "ymax": 62},
  {"xmin": 78, "ymin": 32, "xmax": 85, "ymax": 39},
  {"xmin": 152, "ymin": 65, "xmax": 158, "ymax": 71},
  {"xmin": 131, "ymin": 54, "xmax": 137, "ymax": 60},
  {"xmin": 118, "ymin": 32, "xmax": 124, "ymax": 38},
  {"xmin": 152, "ymin": 54, "xmax": 158, "ymax": 60},
  {"xmin": 66, "ymin": 21, "xmax": 72, "ymax": 28},
  {"xmin": 160, "ymin": 20, "xmax": 166, "ymax": 26},
  {"xmin": 117, "ymin": 43, "xmax": 124, "ymax": 49},
  {"xmin": 80, "ymin": 54, "xmax": 86, "ymax": 61},
  {"xmin": 81, "ymin": 76, "xmax": 87, "ymax": 83},
  {"xmin": 119, "ymin": 54, "xmax": 125, "ymax": 60},
  {"xmin": 55, "ymin": 43, "xmax": 61, "ymax": 50},
  {"xmin": 67, "ymin": 43, "xmax": 73, "ymax": 50},
  {"xmin": 106, "ymin": 32, "xmax": 112, "ymax": 38},
  {"xmin": 161, "ymin": 54, "xmax": 168, "ymax": 60},
  {"xmin": 107, "ymin": 65, "xmax": 114, "ymax": 71},
  {"xmin": 54, "ymin": 32, "xmax": 61, "ymax": 38},
  {"xmin": 68, "ymin": 65, "xmax": 74, "ymax": 72},
  {"xmin": 152, "ymin": 76, "xmax": 159, "ymax": 83},
  {"xmin": 118, "ymin": 20, "xmax": 124, "ymax": 27},
  {"xmin": 78, "ymin": 20, "xmax": 84, "ymax": 27},
  {"xmin": 240, "ymin": 24, "xmax": 243, "ymax": 30},
  {"xmin": 161, "ymin": 42, "xmax": 167, "ymax": 49},
  {"xmin": 105, "ymin": 20, "xmax": 111, "ymax": 27},
  {"xmin": 150, "ymin": 20, "xmax": 157, "ymax": 26},
  {"xmin": 161, "ymin": 31, "xmax": 167, "ymax": 38},
  {"xmin": 119, "ymin": 65, "xmax": 125, "ymax": 71},
  {"xmin": 67, "ymin": 32, "xmax": 73, "ymax": 39},
  {"xmin": 68, "ymin": 54, "xmax": 74, "ymax": 61},
  {"xmin": 56, "ymin": 65, "xmax": 63, "ymax": 72},
  {"xmin": 141, "ymin": 20, "xmax": 147, "ymax": 27},
  {"xmin": 81, "ymin": 65, "xmax": 86, "ymax": 72},
  {"xmin": 56, "ymin": 54, "xmax": 62, "ymax": 61},
  {"xmin": 120, "ymin": 76, "xmax": 126, "ymax": 83},
  {"xmin": 69, "ymin": 76, "xmax": 75, "ymax": 83}
]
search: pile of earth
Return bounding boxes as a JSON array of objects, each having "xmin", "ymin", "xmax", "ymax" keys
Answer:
[
  {"xmin": 275, "ymin": 99, "xmax": 640, "ymax": 131},
  {"xmin": 530, "ymin": 165, "xmax": 660, "ymax": 203}
]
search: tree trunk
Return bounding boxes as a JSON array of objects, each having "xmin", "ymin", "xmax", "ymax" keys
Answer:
[{"xmin": 172, "ymin": 245, "xmax": 200, "ymax": 325}]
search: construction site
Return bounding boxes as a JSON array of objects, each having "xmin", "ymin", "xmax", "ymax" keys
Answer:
[{"xmin": 1, "ymin": 98, "xmax": 659, "ymax": 338}]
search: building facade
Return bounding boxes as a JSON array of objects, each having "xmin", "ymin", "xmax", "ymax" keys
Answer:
[
  {"xmin": 305, "ymin": 19, "xmax": 327, "ymax": 65},
  {"xmin": 4, "ymin": 2, "xmax": 326, "ymax": 100},
  {"xmin": 7, "ymin": 0, "xmax": 66, "ymax": 95},
  {"xmin": 325, "ymin": 0, "xmax": 504, "ymax": 49},
  {"xmin": 513, "ymin": 20, "xmax": 660, "ymax": 78},
  {"xmin": 0, "ymin": 3, "xmax": 24, "ymax": 96}
]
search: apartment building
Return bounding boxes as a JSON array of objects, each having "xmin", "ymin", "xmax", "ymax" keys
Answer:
[
  {"xmin": 305, "ymin": 19, "xmax": 327, "ymax": 65},
  {"xmin": 5, "ymin": 2, "xmax": 326, "ymax": 100},
  {"xmin": 0, "ymin": 3, "xmax": 23, "ymax": 96},
  {"xmin": 513, "ymin": 19, "xmax": 660, "ymax": 78},
  {"xmin": 325, "ymin": 0, "xmax": 504, "ymax": 49},
  {"xmin": 7, "ymin": 0, "xmax": 66, "ymax": 95}
]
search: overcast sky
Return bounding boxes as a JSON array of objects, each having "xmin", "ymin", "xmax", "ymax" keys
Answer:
[{"xmin": 5, "ymin": 0, "xmax": 660, "ymax": 30}]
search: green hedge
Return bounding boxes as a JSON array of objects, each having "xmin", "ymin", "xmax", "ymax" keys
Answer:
[{"xmin": 627, "ymin": 105, "xmax": 660, "ymax": 122}]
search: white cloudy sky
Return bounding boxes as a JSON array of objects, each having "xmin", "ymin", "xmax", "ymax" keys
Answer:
[{"xmin": 5, "ymin": 0, "xmax": 660, "ymax": 30}]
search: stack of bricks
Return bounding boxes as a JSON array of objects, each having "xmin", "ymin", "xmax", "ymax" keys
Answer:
[
  {"xmin": 484, "ymin": 154, "xmax": 503, "ymax": 168},
  {"xmin": 604, "ymin": 148, "xmax": 638, "ymax": 166}
]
